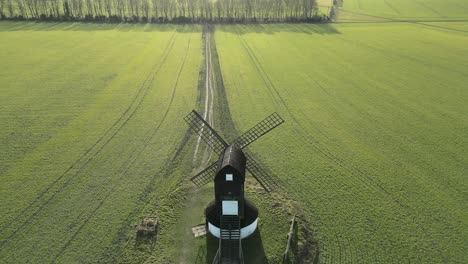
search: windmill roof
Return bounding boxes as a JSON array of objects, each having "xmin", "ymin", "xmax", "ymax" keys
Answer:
[{"xmin": 217, "ymin": 144, "xmax": 246, "ymax": 176}]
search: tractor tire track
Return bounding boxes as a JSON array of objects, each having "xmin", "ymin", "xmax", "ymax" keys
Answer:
[
  {"xmin": 236, "ymin": 33, "xmax": 281, "ymax": 106},
  {"xmin": 0, "ymin": 34, "xmax": 174, "ymax": 236},
  {"xmin": 383, "ymin": 0, "xmax": 401, "ymax": 15},
  {"xmin": 236, "ymin": 28, "xmax": 320, "ymax": 191},
  {"xmin": 250, "ymin": 25, "xmax": 446, "ymax": 260},
  {"xmin": 262, "ymin": 24, "xmax": 457, "ymax": 218},
  {"xmin": 292, "ymin": 72, "xmax": 445, "ymax": 261},
  {"xmin": 290, "ymin": 102, "xmax": 446, "ymax": 261},
  {"xmin": 294, "ymin": 23, "xmax": 467, "ymax": 195},
  {"xmin": 50, "ymin": 32, "xmax": 194, "ymax": 262},
  {"xmin": 0, "ymin": 32, "xmax": 178, "ymax": 251},
  {"xmin": 234, "ymin": 31, "xmax": 299, "ymax": 192},
  {"xmin": 0, "ymin": 32, "xmax": 177, "ymax": 236},
  {"xmin": 414, "ymin": 0, "xmax": 445, "ymax": 18},
  {"xmin": 292, "ymin": 24, "xmax": 467, "ymax": 165},
  {"xmin": 107, "ymin": 28, "xmax": 202, "ymax": 264},
  {"xmin": 331, "ymin": 28, "xmax": 467, "ymax": 76},
  {"xmin": 297, "ymin": 25, "xmax": 445, "ymax": 262},
  {"xmin": 234, "ymin": 25, "xmax": 443, "ymax": 262},
  {"xmin": 221, "ymin": 27, "xmax": 318, "ymax": 263},
  {"xmin": 237, "ymin": 26, "xmax": 383, "ymax": 191},
  {"xmin": 100, "ymin": 127, "xmax": 194, "ymax": 263},
  {"xmin": 335, "ymin": 9, "xmax": 468, "ymax": 34},
  {"xmin": 236, "ymin": 29, "xmax": 301, "ymax": 128}
]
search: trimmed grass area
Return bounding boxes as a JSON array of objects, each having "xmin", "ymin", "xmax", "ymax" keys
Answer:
[{"xmin": 215, "ymin": 23, "xmax": 467, "ymax": 263}]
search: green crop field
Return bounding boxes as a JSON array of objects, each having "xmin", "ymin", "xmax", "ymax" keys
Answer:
[
  {"xmin": 0, "ymin": 23, "xmax": 204, "ymax": 262},
  {"xmin": 0, "ymin": 0, "xmax": 467, "ymax": 263},
  {"xmin": 336, "ymin": 0, "xmax": 468, "ymax": 21},
  {"xmin": 215, "ymin": 19, "xmax": 467, "ymax": 264}
]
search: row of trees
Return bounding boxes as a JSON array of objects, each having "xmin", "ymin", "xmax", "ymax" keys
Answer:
[{"xmin": 0, "ymin": 0, "xmax": 328, "ymax": 23}]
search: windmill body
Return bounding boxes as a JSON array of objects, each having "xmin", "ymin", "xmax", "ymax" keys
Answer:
[
  {"xmin": 205, "ymin": 145, "xmax": 259, "ymax": 240},
  {"xmin": 184, "ymin": 110, "xmax": 284, "ymax": 264}
]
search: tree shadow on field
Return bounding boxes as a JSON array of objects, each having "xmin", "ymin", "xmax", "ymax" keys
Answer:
[
  {"xmin": 218, "ymin": 23, "xmax": 341, "ymax": 35},
  {"xmin": 0, "ymin": 21, "xmax": 339, "ymax": 34},
  {"xmin": 0, "ymin": 21, "xmax": 201, "ymax": 33}
]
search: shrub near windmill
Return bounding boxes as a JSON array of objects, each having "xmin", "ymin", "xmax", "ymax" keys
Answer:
[{"xmin": 185, "ymin": 110, "xmax": 284, "ymax": 263}]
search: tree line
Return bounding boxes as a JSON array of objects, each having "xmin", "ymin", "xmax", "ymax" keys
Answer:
[{"xmin": 0, "ymin": 0, "xmax": 332, "ymax": 23}]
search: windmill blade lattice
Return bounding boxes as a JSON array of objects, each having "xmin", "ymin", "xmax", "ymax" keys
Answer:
[
  {"xmin": 244, "ymin": 152, "xmax": 278, "ymax": 192},
  {"xmin": 233, "ymin": 112, "xmax": 284, "ymax": 149},
  {"xmin": 191, "ymin": 161, "xmax": 218, "ymax": 187},
  {"xmin": 184, "ymin": 110, "xmax": 228, "ymax": 155}
]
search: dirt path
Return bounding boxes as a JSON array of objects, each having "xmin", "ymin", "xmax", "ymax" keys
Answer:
[
  {"xmin": 179, "ymin": 27, "xmax": 216, "ymax": 264},
  {"xmin": 180, "ymin": 25, "xmax": 318, "ymax": 263},
  {"xmin": 192, "ymin": 30, "xmax": 215, "ymax": 168}
]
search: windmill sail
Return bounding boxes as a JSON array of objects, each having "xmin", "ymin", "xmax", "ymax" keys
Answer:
[
  {"xmin": 190, "ymin": 161, "xmax": 218, "ymax": 187},
  {"xmin": 244, "ymin": 152, "xmax": 278, "ymax": 192},
  {"xmin": 184, "ymin": 110, "xmax": 228, "ymax": 155},
  {"xmin": 233, "ymin": 112, "xmax": 284, "ymax": 149},
  {"xmin": 184, "ymin": 110, "xmax": 284, "ymax": 261},
  {"xmin": 186, "ymin": 110, "xmax": 283, "ymax": 192}
]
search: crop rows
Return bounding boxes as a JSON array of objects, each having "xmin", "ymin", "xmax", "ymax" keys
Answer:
[
  {"xmin": 215, "ymin": 22, "xmax": 467, "ymax": 263},
  {"xmin": 0, "ymin": 31, "xmax": 177, "ymax": 250},
  {"xmin": 1, "ymin": 5, "xmax": 467, "ymax": 262},
  {"xmin": 337, "ymin": 0, "xmax": 468, "ymax": 21},
  {"xmin": 0, "ymin": 24, "xmax": 202, "ymax": 262}
]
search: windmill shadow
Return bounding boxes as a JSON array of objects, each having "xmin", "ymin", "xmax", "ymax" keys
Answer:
[
  {"xmin": 192, "ymin": 232, "xmax": 219, "ymax": 264},
  {"xmin": 241, "ymin": 229, "xmax": 269, "ymax": 264},
  {"xmin": 205, "ymin": 232, "xmax": 219, "ymax": 263}
]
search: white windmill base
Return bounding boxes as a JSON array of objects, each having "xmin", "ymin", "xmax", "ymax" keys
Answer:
[{"xmin": 207, "ymin": 218, "xmax": 258, "ymax": 239}]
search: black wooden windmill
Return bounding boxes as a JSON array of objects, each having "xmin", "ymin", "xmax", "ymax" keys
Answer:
[{"xmin": 184, "ymin": 110, "xmax": 284, "ymax": 264}]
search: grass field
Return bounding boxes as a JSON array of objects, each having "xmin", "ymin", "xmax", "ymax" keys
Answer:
[
  {"xmin": 0, "ymin": 23, "xmax": 203, "ymax": 262},
  {"xmin": 336, "ymin": 0, "xmax": 468, "ymax": 21},
  {"xmin": 215, "ymin": 20, "xmax": 467, "ymax": 263},
  {"xmin": 1, "ymin": 0, "xmax": 467, "ymax": 263}
]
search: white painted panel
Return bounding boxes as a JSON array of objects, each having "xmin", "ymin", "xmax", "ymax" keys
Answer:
[
  {"xmin": 240, "ymin": 218, "xmax": 258, "ymax": 239},
  {"xmin": 222, "ymin": 200, "xmax": 238, "ymax": 215},
  {"xmin": 208, "ymin": 222, "xmax": 220, "ymax": 238},
  {"xmin": 207, "ymin": 218, "xmax": 258, "ymax": 239}
]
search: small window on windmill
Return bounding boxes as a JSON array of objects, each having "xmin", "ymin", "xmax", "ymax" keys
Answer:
[{"xmin": 226, "ymin": 174, "xmax": 233, "ymax": 181}]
